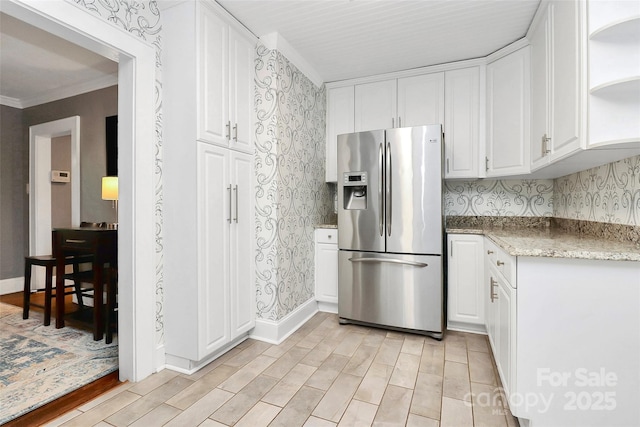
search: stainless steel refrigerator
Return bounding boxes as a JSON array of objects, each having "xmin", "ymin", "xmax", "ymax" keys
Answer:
[{"xmin": 337, "ymin": 125, "xmax": 443, "ymax": 339}]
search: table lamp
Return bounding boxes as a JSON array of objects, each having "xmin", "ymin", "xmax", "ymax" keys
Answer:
[{"xmin": 102, "ymin": 176, "xmax": 118, "ymax": 229}]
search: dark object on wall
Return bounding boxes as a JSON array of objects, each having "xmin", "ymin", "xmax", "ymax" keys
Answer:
[{"xmin": 106, "ymin": 115, "xmax": 118, "ymax": 176}]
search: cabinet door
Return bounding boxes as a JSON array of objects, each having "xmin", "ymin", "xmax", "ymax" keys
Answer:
[
  {"xmin": 550, "ymin": 0, "xmax": 582, "ymax": 158},
  {"xmin": 229, "ymin": 150, "xmax": 255, "ymax": 338},
  {"xmin": 198, "ymin": 143, "xmax": 230, "ymax": 356},
  {"xmin": 397, "ymin": 73, "xmax": 444, "ymax": 128},
  {"xmin": 486, "ymin": 47, "xmax": 531, "ymax": 177},
  {"xmin": 354, "ymin": 79, "xmax": 397, "ymax": 131},
  {"xmin": 229, "ymin": 27, "xmax": 255, "ymax": 155},
  {"xmin": 326, "ymin": 86, "xmax": 355, "ymax": 182},
  {"xmin": 447, "ymin": 235, "xmax": 484, "ymax": 328},
  {"xmin": 530, "ymin": 6, "xmax": 551, "ymax": 170},
  {"xmin": 496, "ymin": 274, "xmax": 515, "ymax": 397},
  {"xmin": 199, "ymin": 7, "xmax": 229, "ymax": 147},
  {"xmin": 315, "ymin": 242, "xmax": 338, "ymax": 304},
  {"xmin": 444, "ymin": 67, "xmax": 481, "ymax": 178}
]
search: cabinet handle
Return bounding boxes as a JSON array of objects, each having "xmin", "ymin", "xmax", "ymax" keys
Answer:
[
  {"xmin": 66, "ymin": 239, "xmax": 86, "ymax": 244},
  {"xmin": 485, "ymin": 156, "xmax": 489, "ymax": 172},
  {"xmin": 490, "ymin": 277, "xmax": 498, "ymax": 302},
  {"xmin": 225, "ymin": 121, "xmax": 231, "ymax": 140},
  {"xmin": 391, "ymin": 117, "xmax": 395, "ymax": 128},
  {"xmin": 398, "ymin": 117, "xmax": 402, "ymax": 128},
  {"xmin": 497, "ymin": 260, "xmax": 504, "ymax": 266},
  {"xmin": 227, "ymin": 185, "xmax": 232, "ymax": 223},
  {"xmin": 327, "ymin": 234, "xmax": 332, "ymax": 239},
  {"xmin": 446, "ymin": 158, "xmax": 450, "ymax": 174},
  {"xmin": 233, "ymin": 124, "xmax": 238, "ymax": 142},
  {"xmin": 487, "ymin": 250, "xmax": 494, "ymax": 255},
  {"xmin": 233, "ymin": 185, "xmax": 238, "ymax": 223},
  {"xmin": 542, "ymin": 134, "xmax": 551, "ymax": 155}
]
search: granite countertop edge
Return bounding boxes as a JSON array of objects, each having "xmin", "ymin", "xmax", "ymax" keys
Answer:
[
  {"xmin": 446, "ymin": 227, "xmax": 640, "ymax": 262},
  {"xmin": 315, "ymin": 224, "xmax": 338, "ymax": 229}
]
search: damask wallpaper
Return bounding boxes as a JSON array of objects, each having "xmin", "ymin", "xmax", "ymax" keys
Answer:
[
  {"xmin": 72, "ymin": 0, "xmax": 165, "ymax": 340},
  {"xmin": 554, "ymin": 155, "xmax": 640, "ymax": 226},
  {"xmin": 444, "ymin": 179, "xmax": 554, "ymax": 217},
  {"xmin": 255, "ymin": 44, "xmax": 335, "ymax": 321}
]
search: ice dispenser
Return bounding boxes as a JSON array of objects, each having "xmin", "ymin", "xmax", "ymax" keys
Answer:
[{"xmin": 343, "ymin": 172, "xmax": 368, "ymax": 210}]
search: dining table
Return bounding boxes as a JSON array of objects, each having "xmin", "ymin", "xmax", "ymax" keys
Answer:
[{"xmin": 52, "ymin": 227, "xmax": 117, "ymax": 340}]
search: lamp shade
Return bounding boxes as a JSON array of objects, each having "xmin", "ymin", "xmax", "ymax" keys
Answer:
[{"xmin": 102, "ymin": 176, "xmax": 118, "ymax": 201}]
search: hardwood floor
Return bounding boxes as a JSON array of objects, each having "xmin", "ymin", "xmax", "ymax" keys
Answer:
[{"xmin": 1, "ymin": 291, "xmax": 122, "ymax": 426}]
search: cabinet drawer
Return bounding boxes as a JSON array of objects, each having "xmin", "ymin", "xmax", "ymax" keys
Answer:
[
  {"xmin": 484, "ymin": 238, "xmax": 516, "ymax": 288},
  {"xmin": 315, "ymin": 228, "xmax": 338, "ymax": 244},
  {"xmin": 495, "ymin": 247, "xmax": 516, "ymax": 286}
]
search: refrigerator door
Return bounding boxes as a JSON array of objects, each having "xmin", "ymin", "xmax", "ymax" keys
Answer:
[
  {"xmin": 385, "ymin": 125, "xmax": 442, "ymax": 255},
  {"xmin": 338, "ymin": 250, "xmax": 443, "ymax": 333},
  {"xmin": 337, "ymin": 130, "xmax": 385, "ymax": 252}
]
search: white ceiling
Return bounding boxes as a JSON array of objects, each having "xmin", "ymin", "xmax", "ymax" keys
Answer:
[
  {"xmin": 0, "ymin": 1, "xmax": 540, "ymax": 108},
  {"xmin": 0, "ymin": 12, "xmax": 118, "ymax": 109},
  {"xmin": 217, "ymin": 0, "xmax": 541, "ymax": 82}
]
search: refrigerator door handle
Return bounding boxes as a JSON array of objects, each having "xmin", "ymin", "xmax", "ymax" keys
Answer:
[
  {"xmin": 348, "ymin": 257, "xmax": 428, "ymax": 268},
  {"xmin": 386, "ymin": 142, "xmax": 392, "ymax": 236},
  {"xmin": 378, "ymin": 143, "xmax": 384, "ymax": 236}
]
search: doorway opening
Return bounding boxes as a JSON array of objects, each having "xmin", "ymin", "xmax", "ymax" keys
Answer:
[{"xmin": 1, "ymin": 0, "xmax": 158, "ymax": 384}]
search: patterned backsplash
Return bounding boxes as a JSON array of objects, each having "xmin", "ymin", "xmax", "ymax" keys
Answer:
[
  {"xmin": 444, "ymin": 155, "xmax": 640, "ymax": 227},
  {"xmin": 554, "ymin": 155, "xmax": 640, "ymax": 226},
  {"xmin": 444, "ymin": 179, "xmax": 554, "ymax": 217}
]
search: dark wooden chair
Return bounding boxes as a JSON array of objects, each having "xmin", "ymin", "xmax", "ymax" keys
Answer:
[
  {"xmin": 22, "ymin": 222, "xmax": 106, "ymax": 325},
  {"xmin": 105, "ymin": 266, "xmax": 118, "ymax": 344},
  {"xmin": 22, "ymin": 254, "xmax": 93, "ymax": 325}
]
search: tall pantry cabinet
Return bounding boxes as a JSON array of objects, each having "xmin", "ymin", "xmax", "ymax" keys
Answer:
[{"xmin": 161, "ymin": 0, "xmax": 256, "ymax": 372}]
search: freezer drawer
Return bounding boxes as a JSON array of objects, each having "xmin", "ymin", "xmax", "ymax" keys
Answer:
[{"xmin": 338, "ymin": 250, "xmax": 443, "ymax": 334}]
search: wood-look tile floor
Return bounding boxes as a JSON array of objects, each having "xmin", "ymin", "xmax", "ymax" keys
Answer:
[{"xmin": 45, "ymin": 312, "xmax": 520, "ymax": 427}]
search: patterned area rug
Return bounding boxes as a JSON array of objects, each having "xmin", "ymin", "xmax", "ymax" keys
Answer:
[{"xmin": 0, "ymin": 302, "xmax": 118, "ymax": 424}]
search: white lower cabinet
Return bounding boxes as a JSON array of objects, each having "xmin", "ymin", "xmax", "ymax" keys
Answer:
[
  {"xmin": 314, "ymin": 228, "xmax": 338, "ymax": 313},
  {"xmin": 447, "ymin": 234, "xmax": 485, "ymax": 332},
  {"xmin": 483, "ymin": 237, "xmax": 639, "ymax": 427},
  {"xmin": 164, "ymin": 143, "xmax": 255, "ymax": 372}
]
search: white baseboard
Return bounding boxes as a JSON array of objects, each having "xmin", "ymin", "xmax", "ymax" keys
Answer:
[
  {"xmin": 447, "ymin": 320, "xmax": 487, "ymax": 335},
  {"xmin": 250, "ymin": 298, "xmax": 319, "ymax": 345},
  {"xmin": 0, "ymin": 277, "xmax": 23, "ymax": 295},
  {"xmin": 165, "ymin": 334, "xmax": 249, "ymax": 375},
  {"xmin": 317, "ymin": 301, "xmax": 338, "ymax": 314},
  {"xmin": 155, "ymin": 343, "xmax": 166, "ymax": 372}
]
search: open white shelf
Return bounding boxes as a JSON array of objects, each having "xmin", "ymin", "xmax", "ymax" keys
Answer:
[{"xmin": 588, "ymin": 1, "xmax": 640, "ymax": 148}]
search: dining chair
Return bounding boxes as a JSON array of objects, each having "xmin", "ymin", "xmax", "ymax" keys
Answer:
[{"xmin": 22, "ymin": 222, "xmax": 105, "ymax": 325}]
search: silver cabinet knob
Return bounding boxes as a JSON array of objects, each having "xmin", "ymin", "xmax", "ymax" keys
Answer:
[{"xmin": 328, "ymin": 234, "xmax": 332, "ymax": 239}]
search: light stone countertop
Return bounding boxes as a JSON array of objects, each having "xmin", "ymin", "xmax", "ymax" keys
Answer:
[
  {"xmin": 447, "ymin": 227, "xmax": 640, "ymax": 262},
  {"xmin": 315, "ymin": 224, "xmax": 337, "ymax": 229}
]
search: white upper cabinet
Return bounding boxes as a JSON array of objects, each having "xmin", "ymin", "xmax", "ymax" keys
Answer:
[
  {"xmin": 228, "ymin": 28, "xmax": 256, "ymax": 154},
  {"xmin": 354, "ymin": 80, "xmax": 397, "ymax": 131},
  {"xmin": 327, "ymin": 72, "xmax": 446, "ymax": 182},
  {"xmin": 529, "ymin": 0, "xmax": 584, "ymax": 166},
  {"xmin": 486, "ymin": 47, "xmax": 531, "ymax": 177},
  {"xmin": 326, "ymin": 86, "xmax": 354, "ymax": 182},
  {"xmin": 198, "ymin": 4, "xmax": 254, "ymax": 154},
  {"xmin": 444, "ymin": 67, "xmax": 482, "ymax": 178},
  {"xmin": 550, "ymin": 0, "xmax": 582, "ymax": 158},
  {"xmin": 529, "ymin": 7, "xmax": 551, "ymax": 170},
  {"xmin": 397, "ymin": 73, "xmax": 445, "ymax": 128}
]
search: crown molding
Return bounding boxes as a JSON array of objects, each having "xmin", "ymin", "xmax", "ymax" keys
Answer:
[
  {"xmin": 1, "ymin": 73, "xmax": 118, "ymax": 109},
  {"xmin": 260, "ymin": 32, "xmax": 324, "ymax": 88}
]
